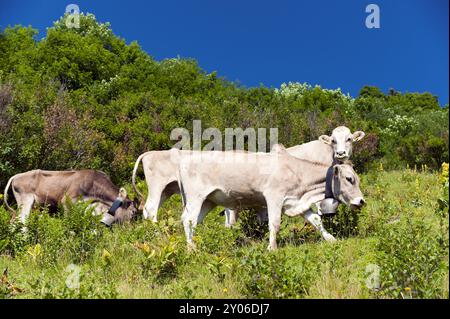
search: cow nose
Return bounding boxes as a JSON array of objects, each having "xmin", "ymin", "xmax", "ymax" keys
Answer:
[
  {"xmin": 351, "ymin": 197, "xmax": 365, "ymax": 208},
  {"xmin": 336, "ymin": 151, "xmax": 345, "ymax": 156}
]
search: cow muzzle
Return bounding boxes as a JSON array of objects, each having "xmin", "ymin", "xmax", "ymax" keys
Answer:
[
  {"xmin": 350, "ymin": 197, "xmax": 365, "ymax": 209},
  {"xmin": 335, "ymin": 151, "xmax": 348, "ymax": 160}
]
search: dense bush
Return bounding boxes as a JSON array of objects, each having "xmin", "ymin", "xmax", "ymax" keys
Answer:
[
  {"xmin": 0, "ymin": 207, "xmax": 27, "ymax": 256},
  {"xmin": 375, "ymin": 214, "xmax": 448, "ymax": 298},
  {"xmin": 0, "ymin": 14, "xmax": 448, "ymax": 189},
  {"xmin": 237, "ymin": 247, "xmax": 317, "ymax": 298}
]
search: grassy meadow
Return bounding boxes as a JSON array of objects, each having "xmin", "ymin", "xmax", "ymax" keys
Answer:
[{"xmin": 0, "ymin": 166, "xmax": 448, "ymax": 299}]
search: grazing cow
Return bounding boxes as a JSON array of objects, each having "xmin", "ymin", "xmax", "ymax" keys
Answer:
[
  {"xmin": 132, "ymin": 126, "xmax": 365, "ymax": 224},
  {"xmin": 3, "ymin": 169, "xmax": 137, "ymax": 226},
  {"xmin": 176, "ymin": 146, "xmax": 365, "ymax": 250}
]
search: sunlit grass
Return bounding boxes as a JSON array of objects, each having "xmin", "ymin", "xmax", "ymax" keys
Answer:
[{"xmin": 0, "ymin": 169, "xmax": 448, "ymax": 299}]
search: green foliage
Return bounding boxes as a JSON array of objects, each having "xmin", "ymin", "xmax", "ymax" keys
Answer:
[
  {"xmin": 134, "ymin": 236, "xmax": 185, "ymax": 283},
  {"xmin": 60, "ymin": 201, "xmax": 104, "ymax": 263},
  {"xmin": 0, "ymin": 208, "xmax": 28, "ymax": 256},
  {"xmin": 236, "ymin": 210, "xmax": 268, "ymax": 242},
  {"xmin": 28, "ymin": 268, "xmax": 117, "ymax": 299},
  {"xmin": 0, "ymin": 15, "xmax": 448, "ymax": 187},
  {"xmin": 206, "ymin": 255, "xmax": 232, "ymax": 283},
  {"xmin": 25, "ymin": 210, "xmax": 65, "ymax": 265},
  {"xmin": 375, "ymin": 213, "xmax": 448, "ymax": 299},
  {"xmin": 237, "ymin": 247, "xmax": 317, "ymax": 298},
  {"xmin": 323, "ymin": 205, "xmax": 360, "ymax": 239},
  {"xmin": 196, "ymin": 211, "xmax": 241, "ymax": 253},
  {"xmin": 21, "ymin": 201, "xmax": 103, "ymax": 264}
]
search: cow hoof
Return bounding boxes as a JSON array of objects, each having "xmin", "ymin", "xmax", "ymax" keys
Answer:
[{"xmin": 267, "ymin": 244, "xmax": 277, "ymax": 251}]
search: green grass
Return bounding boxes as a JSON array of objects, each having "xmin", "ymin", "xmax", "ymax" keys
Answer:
[{"xmin": 0, "ymin": 168, "xmax": 448, "ymax": 299}]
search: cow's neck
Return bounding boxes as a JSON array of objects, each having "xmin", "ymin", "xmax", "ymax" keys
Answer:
[
  {"xmin": 89, "ymin": 181, "xmax": 119, "ymax": 206},
  {"xmin": 287, "ymin": 140, "xmax": 334, "ymax": 166},
  {"xmin": 283, "ymin": 159, "xmax": 329, "ymax": 199}
]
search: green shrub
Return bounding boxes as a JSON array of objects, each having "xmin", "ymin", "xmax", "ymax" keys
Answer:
[
  {"xmin": 24, "ymin": 209, "xmax": 65, "ymax": 265},
  {"xmin": 195, "ymin": 210, "xmax": 241, "ymax": 254},
  {"xmin": 0, "ymin": 207, "xmax": 28, "ymax": 256},
  {"xmin": 60, "ymin": 200, "xmax": 104, "ymax": 263},
  {"xmin": 237, "ymin": 247, "xmax": 317, "ymax": 298},
  {"xmin": 236, "ymin": 209, "xmax": 268, "ymax": 242},
  {"xmin": 134, "ymin": 235, "xmax": 185, "ymax": 283},
  {"xmin": 375, "ymin": 213, "xmax": 448, "ymax": 298},
  {"xmin": 206, "ymin": 255, "xmax": 232, "ymax": 283},
  {"xmin": 323, "ymin": 205, "xmax": 360, "ymax": 239},
  {"xmin": 28, "ymin": 268, "xmax": 117, "ymax": 299},
  {"xmin": 277, "ymin": 217, "xmax": 319, "ymax": 247}
]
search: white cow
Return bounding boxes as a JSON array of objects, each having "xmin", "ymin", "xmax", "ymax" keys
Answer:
[{"xmin": 176, "ymin": 146, "xmax": 365, "ymax": 250}]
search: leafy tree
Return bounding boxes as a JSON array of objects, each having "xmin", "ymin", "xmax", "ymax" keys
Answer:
[{"xmin": 0, "ymin": 14, "xmax": 448, "ymax": 187}]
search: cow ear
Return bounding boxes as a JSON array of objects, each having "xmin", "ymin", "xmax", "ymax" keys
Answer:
[
  {"xmin": 118, "ymin": 187, "xmax": 127, "ymax": 199},
  {"xmin": 319, "ymin": 135, "xmax": 332, "ymax": 145},
  {"xmin": 352, "ymin": 131, "xmax": 365, "ymax": 142}
]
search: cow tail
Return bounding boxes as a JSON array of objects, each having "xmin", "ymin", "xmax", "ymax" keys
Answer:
[
  {"xmin": 132, "ymin": 152, "xmax": 147, "ymax": 203},
  {"xmin": 3, "ymin": 175, "xmax": 16, "ymax": 220}
]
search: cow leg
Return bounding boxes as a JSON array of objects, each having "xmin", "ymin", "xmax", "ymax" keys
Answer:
[
  {"xmin": 143, "ymin": 186, "xmax": 165, "ymax": 222},
  {"xmin": 181, "ymin": 198, "xmax": 204, "ymax": 251},
  {"xmin": 303, "ymin": 209, "xmax": 336, "ymax": 242},
  {"xmin": 224, "ymin": 208, "xmax": 238, "ymax": 228},
  {"xmin": 17, "ymin": 194, "xmax": 34, "ymax": 226},
  {"xmin": 266, "ymin": 199, "xmax": 283, "ymax": 251}
]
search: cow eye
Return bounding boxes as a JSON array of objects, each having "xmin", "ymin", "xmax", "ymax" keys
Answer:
[
  {"xmin": 332, "ymin": 139, "xmax": 336, "ymax": 144},
  {"xmin": 346, "ymin": 176, "xmax": 353, "ymax": 184},
  {"xmin": 347, "ymin": 137, "xmax": 351, "ymax": 142}
]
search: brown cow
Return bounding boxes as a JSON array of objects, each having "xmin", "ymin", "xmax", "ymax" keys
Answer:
[{"xmin": 3, "ymin": 169, "xmax": 137, "ymax": 226}]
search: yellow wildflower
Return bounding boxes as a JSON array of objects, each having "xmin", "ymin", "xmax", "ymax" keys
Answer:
[
  {"xmin": 378, "ymin": 162, "xmax": 384, "ymax": 172},
  {"xmin": 415, "ymin": 178, "xmax": 420, "ymax": 193},
  {"xmin": 440, "ymin": 162, "xmax": 449, "ymax": 185},
  {"xmin": 102, "ymin": 249, "xmax": 112, "ymax": 265}
]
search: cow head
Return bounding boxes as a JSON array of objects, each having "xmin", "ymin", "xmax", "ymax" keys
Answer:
[
  {"xmin": 331, "ymin": 164, "xmax": 365, "ymax": 209},
  {"xmin": 110, "ymin": 188, "xmax": 138, "ymax": 224},
  {"xmin": 319, "ymin": 126, "xmax": 365, "ymax": 161}
]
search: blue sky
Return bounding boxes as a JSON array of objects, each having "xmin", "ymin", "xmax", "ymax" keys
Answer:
[{"xmin": 1, "ymin": 0, "xmax": 449, "ymax": 105}]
